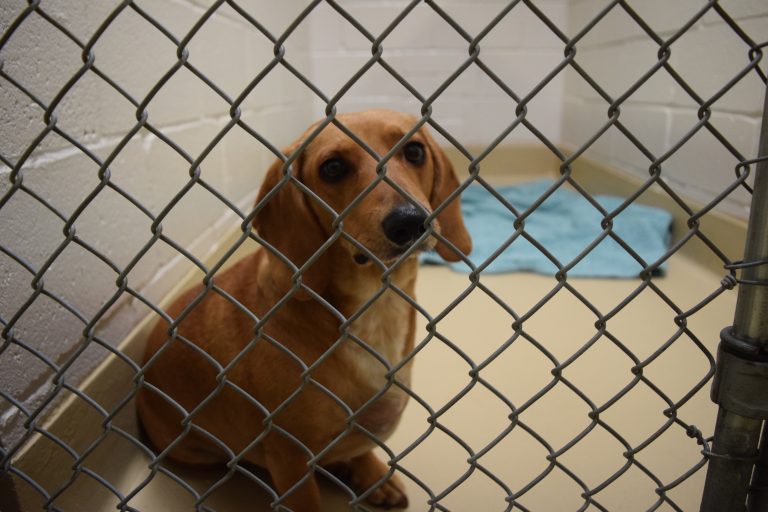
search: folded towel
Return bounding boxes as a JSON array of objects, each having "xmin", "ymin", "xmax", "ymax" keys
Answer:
[{"xmin": 423, "ymin": 180, "xmax": 673, "ymax": 278}]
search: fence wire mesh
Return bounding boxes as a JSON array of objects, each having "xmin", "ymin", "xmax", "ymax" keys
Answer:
[{"xmin": 1, "ymin": 0, "xmax": 766, "ymax": 511}]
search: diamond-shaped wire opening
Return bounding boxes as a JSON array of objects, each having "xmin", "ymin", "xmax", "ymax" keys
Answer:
[
  {"xmin": 575, "ymin": 10, "xmax": 668, "ymax": 98},
  {"xmin": 476, "ymin": 333, "xmax": 557, "ymax": 408},
  {"xmin": 663, "ymin": 117, "xmax": 755, "ymax": 213},
  {"xmin": 529, "ymin": 280, "xmax": 601, "ymax": 334},
  {"xmin": 88, "ymin": 6, "xmax": 182, "ymax": 102},
  {"xmin": 1, "ymin": 11, "xmax": 84, "ymax": 105},
  {"xmin": 556, "ymin": 423, "xmax": 632, "ymax": 491},
  {"xmin": 561, "ymin": 334, "xmax": 638, "ymax": 406},
  {"xmin": 642, "ymin": 330, "xmax": 713, "ymax": 402},
  {"xmin": 437, "ymin": 382, "xmax": 515, "ymax": 451},
  {"xmin": 518, "ymin": 381, "xmax": 596, "ymax": 452},
  {"xmin": 472, "ymin": 420, "xmax": 551, "ymax": 497},
  {"xmin": 672, "ymin": 9, "xmax": 765, "ymax": 106}
]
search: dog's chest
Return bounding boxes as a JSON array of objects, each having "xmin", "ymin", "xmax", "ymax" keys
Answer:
[
  {"xmin": 340, "ymin": 288, "xmax": 413, "ymax": 436},
  {"xmin": 351, "ymin": 289, "xmax": 408, "ymax": 354}
]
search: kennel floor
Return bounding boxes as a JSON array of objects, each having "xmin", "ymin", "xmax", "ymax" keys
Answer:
[{"xmin": 16, "ymin": 247, "xmax": 734, "ymax": 511}]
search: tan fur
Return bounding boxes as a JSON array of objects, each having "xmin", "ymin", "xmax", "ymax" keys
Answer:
[{"xmin": 136, "ymin": 110, "xmax": 471, "ymax": 511}]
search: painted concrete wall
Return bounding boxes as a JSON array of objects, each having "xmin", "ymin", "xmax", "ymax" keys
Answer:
[
  {"xmin": 305, "ymin": 0, "xmax": 568, "ymax": 145},
  {"xmin": 561, "ymin": 0, "xmax": 767, "ymax": 218}
]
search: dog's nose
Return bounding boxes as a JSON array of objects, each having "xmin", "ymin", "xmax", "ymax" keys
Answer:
[{"xmin": 382, "ymin": 204, "xmax": 428, "ymax": 248}]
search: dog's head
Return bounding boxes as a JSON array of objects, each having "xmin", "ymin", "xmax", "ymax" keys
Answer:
[{"xmin": 253, "ymin": 109, "xmax": 471, "ymax": 298}]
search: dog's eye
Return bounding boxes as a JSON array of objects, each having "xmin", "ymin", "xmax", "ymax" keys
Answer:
[
  {"xmin": 319, "ymin": 157, "xmax": 350, "ymax": 183},
  {"xmin": 403, "ymin": 141, "xmax": 425, "ymax": 165}
]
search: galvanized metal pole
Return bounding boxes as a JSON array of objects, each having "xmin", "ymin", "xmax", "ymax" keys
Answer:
[
  {"xmin": 700, "ymin": 84, "xmax": 768, "ymax": 512},
  {"xmin": 743, "ymin": 81, "xmax": 768, "ymax": 512},
  {"xmin": 733, "ymin": 84, "xmax": 768, "ymax": 360}
]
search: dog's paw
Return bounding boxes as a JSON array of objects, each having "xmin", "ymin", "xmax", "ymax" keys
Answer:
[
  {"xmin": 327, "ymin": 452, "xmax": 408, "ymax": 510},
  {"xmin": 364, "ymin": 475, "xmax": 408, "ymax": 510}
]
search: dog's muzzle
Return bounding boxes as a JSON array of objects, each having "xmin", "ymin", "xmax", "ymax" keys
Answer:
[
  {"xmin": 382, "ymin": 203, "xmax": 428, "ymax": 249},
  {"xmin": 352, "ymin": 203, "xmax": 431, "ymax": 266}
]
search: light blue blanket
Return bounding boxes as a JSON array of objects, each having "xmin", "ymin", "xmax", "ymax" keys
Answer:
[{"xmin": 423, "ymin": 180, "xmax": 673, "ymax": 278}]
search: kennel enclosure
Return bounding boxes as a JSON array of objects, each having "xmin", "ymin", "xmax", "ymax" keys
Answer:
[{"xmin": 2, "ymin": 0, "xmax": 768, "ymax": 510}]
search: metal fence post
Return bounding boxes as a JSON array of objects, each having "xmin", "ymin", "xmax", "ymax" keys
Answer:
[{"xmin": 701, "ymin": 84, "xmax": 768, "ymax": 512}]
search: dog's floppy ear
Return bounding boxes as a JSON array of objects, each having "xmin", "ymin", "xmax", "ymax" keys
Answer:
[
  {"xmin": 423, "ymin": 129, "xmax": 472, "ymax": 262},
  {"xmin": 253, "ymin": 146, "xmax": 331, "ymax": 299}
]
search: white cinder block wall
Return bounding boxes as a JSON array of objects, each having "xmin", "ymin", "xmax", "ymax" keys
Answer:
[
  {"xmin": 305, "ymin": 0, "xmax": 568, "ymax": 146},
  {"xmin": 562, "ymin": 0, "xmax": 767, "ymax": 218}
]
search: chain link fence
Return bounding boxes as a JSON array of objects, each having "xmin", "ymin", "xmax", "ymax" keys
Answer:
[{"xmin": 1, "ymin": 1, "xmax": 767, "ymax": 511}]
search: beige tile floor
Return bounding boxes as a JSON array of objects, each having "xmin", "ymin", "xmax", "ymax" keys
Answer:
[{"xmin": 23, "ymin": 250, "xmax": 735, "ymax": 512}]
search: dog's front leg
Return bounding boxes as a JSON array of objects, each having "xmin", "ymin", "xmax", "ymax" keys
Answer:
[{"xmin": 264, "ymin": 435, "xmax": 321, "ymax": 512}]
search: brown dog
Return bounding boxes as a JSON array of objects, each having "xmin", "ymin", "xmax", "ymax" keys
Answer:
[{"xmin": 137, "ymin": 110, "xmax": 471, "ymax": 511}]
